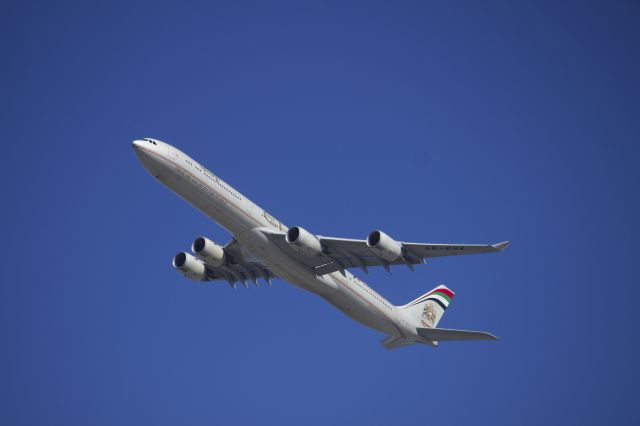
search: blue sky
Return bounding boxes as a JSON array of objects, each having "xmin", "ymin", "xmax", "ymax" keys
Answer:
[{"xmin": 2, "ymin": 1, "xmax": 639, "ymax": 425}]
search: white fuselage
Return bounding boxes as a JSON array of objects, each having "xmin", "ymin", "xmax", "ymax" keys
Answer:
[{"xmin": 133, "ymin": 139, "xmax": 416, "ymax": 340}]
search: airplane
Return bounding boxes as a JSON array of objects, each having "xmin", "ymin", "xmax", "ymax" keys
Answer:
[{"xmin": 132, "ymin": 137, "xmax": 509, "ymax": 349}]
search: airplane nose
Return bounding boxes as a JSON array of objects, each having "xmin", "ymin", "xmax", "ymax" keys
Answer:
[
  {"xmin": 132, "ymin": 139, "xmax": 153, "ymax": 164},
  {"xmin": 132, "ymin": 138, "xmax": 162, "ymax": 178}
]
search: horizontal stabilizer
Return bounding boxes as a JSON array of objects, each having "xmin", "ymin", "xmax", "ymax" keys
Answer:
[
  {"xmin": 381, "ymin": 335, "xmax": 417, "ymax": 350},
  {"xmin": 417, "ymin": 327, "xmax": 498, "ymax": 341},
  {"xmin": 492, "ymin": 241, "xmax": 510, "ymax": 251}
]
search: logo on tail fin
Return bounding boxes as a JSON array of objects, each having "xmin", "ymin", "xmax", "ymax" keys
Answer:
[
  {"xmin": 421, "ymin": 304, "xmax": 437, "ymax": 328},
  {"xmin": 425, "ymin": 287, "xmax": 454, "ymax": 310}
]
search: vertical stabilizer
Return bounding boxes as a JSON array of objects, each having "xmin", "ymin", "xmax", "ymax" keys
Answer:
[{"xmin": 400, "ymin": 285, "xmax": 454, "ymax": 329}]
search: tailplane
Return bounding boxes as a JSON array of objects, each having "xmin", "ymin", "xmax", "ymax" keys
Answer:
[
  {"xmin": 381, "ymin": 335, "xmax": 417, "ymax": 350},
  {"xmin": 417, "ymin": 327, "xmax": 498, "ymax": 341},
  {"xmin": 399, "ymin": 284, "xmax": 499, "ymax": 345}
]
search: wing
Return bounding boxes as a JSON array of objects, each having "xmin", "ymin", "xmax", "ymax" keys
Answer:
[
  {"xmin": 203, "ymin": 239, "xmax": 278, "ymax": 288},
  {"xmin": 204, "ymin": 261, "xmax": 277, "ymax": 288},
  {"xmin": 262, "ymin": 229, "xmax": 509, "ymax": 276}
]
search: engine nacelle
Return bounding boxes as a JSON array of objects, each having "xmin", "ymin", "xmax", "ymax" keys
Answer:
[
  {"xmin": 172, "ymin": 252, "xmax": 208, "ymax": 281},
  {"xmin": 191, "ymin": 236, "xmax": 226, "ymax": 267},
  {"xmin": 366, "ymin": 230, "xmax": 402, "ymax": 262},
  {"xmin": 285, "ymin": 226, "xmax": 323, "ymax": 257}
]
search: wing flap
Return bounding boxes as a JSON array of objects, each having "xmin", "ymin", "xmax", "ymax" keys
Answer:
[
  {"xmin": 313, "ymin": 255, "xmax": 421, "ymax": 275},
  {"xmin": 205, "ymin": 261, "xmax": 277, "ymax": 286}
]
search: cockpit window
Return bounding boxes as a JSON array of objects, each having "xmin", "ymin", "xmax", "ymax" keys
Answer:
[{"xmin": 142, "ymin": 138, "xmax": 157, "ymax": 145}]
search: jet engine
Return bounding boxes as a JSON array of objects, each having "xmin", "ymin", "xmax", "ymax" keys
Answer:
[
  {"xmin": 285, "ymin": 226, "xmax": 323, "ymax": 257},
  {"xmin": 191, "ymin": 236, "xmax": 226, "ymax": 267},
  {"xmin": 173, "ymin": 252, "xmax": 208, "ymax": 281},
  {"xmin": 366, "ymin": 230, "xmax": 402, "ymax": 262}
]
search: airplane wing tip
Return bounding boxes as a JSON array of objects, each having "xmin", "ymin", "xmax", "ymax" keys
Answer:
[{"xmin": 492, "ymin": 241, "xmax": 510, "ymax": 251}]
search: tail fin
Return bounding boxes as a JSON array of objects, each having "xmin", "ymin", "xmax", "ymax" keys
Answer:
[{"xmin": 400, "ymin": 284, "xmax": 454, "ymax": 329}]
